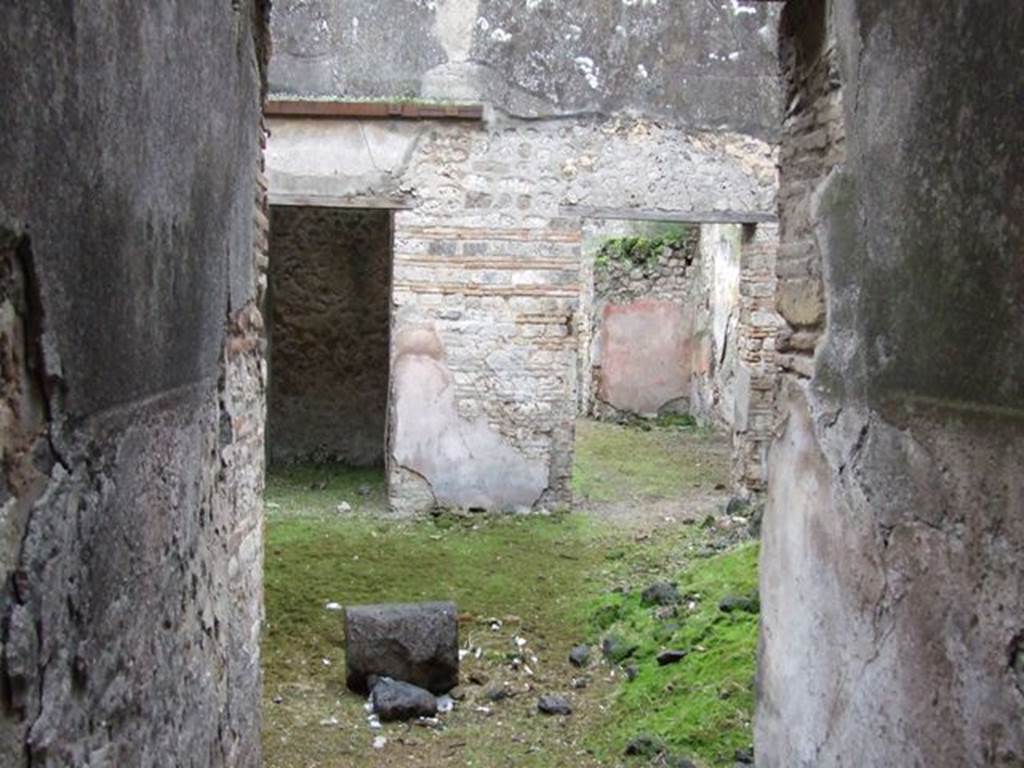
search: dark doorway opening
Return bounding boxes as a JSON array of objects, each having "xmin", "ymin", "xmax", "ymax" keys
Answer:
[{"xmin": 267, "ymin": 206, "xmax": 393, "ymax": 468}]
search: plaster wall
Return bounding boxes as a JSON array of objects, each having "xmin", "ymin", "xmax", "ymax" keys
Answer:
[
  {"xmin": 269, "ymin": 0, "xmax": 781, "ymax": 138},
  {"xmin": 757, "ymin": 2, "xmax": 1024, "ymax": 765},
  {"xmin": 0, "ymin": 2, "xmax": 268, "ymax": 764}
]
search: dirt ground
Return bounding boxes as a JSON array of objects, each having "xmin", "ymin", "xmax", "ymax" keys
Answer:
[{"xmin": 261, "ymin": 419, "xmax": 755, "ymax": 768}]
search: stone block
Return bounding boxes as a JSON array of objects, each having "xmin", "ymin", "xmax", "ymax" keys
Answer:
[{"xmin": 345, "ymin": 602, "xmax": 459, "ymax": 694}]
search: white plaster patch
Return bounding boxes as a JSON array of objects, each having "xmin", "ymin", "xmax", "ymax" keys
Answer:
[
  {"xmin": 574, "ymin": 56, "xmax": 600, "ymax": 90},
  {"xmin": 490, "ymin": 27, "xmax": 512, "ymax": 43},
  {"xmin": 435, "ymin": 0, "xmax": 479, "ymax": 61},
  {"xmin": 636, "ymin": 63, "xmax": 649, "ymax": 79},
  {"xmin": 622, "ymin": 0, "xmax": 659, "ymax": 6},
  {"xmin": 729, "ymin": 0, "xmax": 757, "ymax": 15}
]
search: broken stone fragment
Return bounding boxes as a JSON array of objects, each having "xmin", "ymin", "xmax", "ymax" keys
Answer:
[
  {"xmin": 656, "ymin": 649, "xmax": 688, "ymax": 666},
  {"xmin": 569, "ymin": 644, "xmax": 591, "ymax": 667},
  {"xmin": 601, "ymin": 633, "xmax": 639, "ymax": 664},
  {"xmin": 718, "ymin": 594, "xmax": 760, "ymax": 614},
  {"xmin": 370, "ymin": 677, "xmax": 438, "ymax": 722},
  {"xmin": 345, "ymin": 602, "xmax": 459, "ymax": 694},
  {"xmin": 537, "ymin": 694, "xmax": 572, "ymax": 716},
  {"xmin": 641, "ymin": 581, "xmax": 680, "ymax": 606},
  {"xmin": 624, "ymin": 734, "xmax": 665, "ymax": 757}
]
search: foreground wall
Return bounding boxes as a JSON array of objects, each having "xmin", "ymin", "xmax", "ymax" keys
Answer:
[
  {"xmin": 758, "ymin": 2, "xmax": 1024, "ymax": 765},
  {"xmin": 0, "ymin": 2, "xmax": 268, "ymax": 764}
]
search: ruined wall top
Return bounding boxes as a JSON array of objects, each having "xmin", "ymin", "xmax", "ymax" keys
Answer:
[{"xmin": 269, "ymin": 0, "xmax": 781, "ymax": 138}]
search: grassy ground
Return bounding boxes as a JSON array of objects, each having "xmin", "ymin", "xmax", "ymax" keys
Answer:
[
  {"xmin": 262, "ymin": 420, "xmax": 757, "ymax": 767},
  {"xmin": 572, "ymin": 418, "xmax": 728, "ymax": 507}
]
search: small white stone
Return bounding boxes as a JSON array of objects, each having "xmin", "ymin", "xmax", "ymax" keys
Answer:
[
  {"xmin": 372, "ymin": 736, "xmax": 387, "ymax": 750},
  {"xmin": 324, "ymin": 602, "xmax": 342, "ymax": 611}
]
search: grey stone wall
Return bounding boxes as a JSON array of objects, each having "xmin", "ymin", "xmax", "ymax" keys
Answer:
[
  {"xmin": 757, "ymin": 2, "xmax": 1024, "ymax": 765},
  {"xmin": 269, "ymin": 207, "xmax": 392, "ymax": 466},
  {"xmin": 270, "ymin": 0, "xmax": 781, "ymax": 137},
  {"xmin": 0, "ymin": 2, "xmax": 268, "ymax": 764}
]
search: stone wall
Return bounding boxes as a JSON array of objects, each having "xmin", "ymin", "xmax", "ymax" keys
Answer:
[
  {"xmin": 732, "ymin": 223, "xmax": 780, "ymax": 493},
  {"xmin": 269, "ymin": 207, "xmax": 391, "ymax": 466},
  {"xmin": 757, "ymin": 2, "xmax": 1024, "ymax": 766},
  {"xmin": 0, "ymin": 2, "xmax": 268, "ymax": 764},
  {"xmin": 266, "ymin": 0, "xmax": 781, "ymax": 513},
  {"xmin": 268, "ymin": 115, "xmax": 776, "ymax": 513},
  {"xmin": 270, "ymin": 0, "xmax": 781, "ymax": 139}
]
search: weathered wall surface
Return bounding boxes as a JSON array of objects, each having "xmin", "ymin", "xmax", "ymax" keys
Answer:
[
  {"xmin": 583, "ymin": 223, "xmax": 703, "ymax": 418},
  {"xmin": 267, "ymin": 0, "xmax": 780, "ymax": 512},
  {"xmin": 758, "ymin": 2, "xmax": 1024, "ymax": 766},
  {"xmin": 270, "ymin": 0, "xmax": 781, "ymax": 137},
  {"xmin": 731, "ymin": 223, "xmax": 780, "ymax": 493},
  {"xmin": 0, "ymin": 2, "xmax": 268, "ymax": 764},
  {"xmin": 269, "ymin": 207, "xmax": 391, "ymax": 466},
  {"xmin": 690, "ymin": 223, "xmax": 743, "ymax": 427}
]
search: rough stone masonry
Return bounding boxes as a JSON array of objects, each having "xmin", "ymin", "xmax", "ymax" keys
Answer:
[
  {"xmin": 266, "ymin": 0, "xmax": 783, "ymax": 513},
  {"xmin": 757, "ymin": 2, "xmax": 1024, "ymax": 766},
  {"xmin": 0, "ymin": 2, "xmax": 270, "ymax": 765}
]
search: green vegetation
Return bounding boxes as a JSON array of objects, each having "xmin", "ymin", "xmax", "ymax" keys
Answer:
[
  {"xmin": 572, "ymin": 418, "xmax": 727, "ymax": 504},
  {"xmin": 262, "ymin": 421, "xmax": 757, "ymax": 767},
  {"xmin": 585, "ymin": 544, "xmax": 760, "ymax": 765},
  {"xmin": 594, "ymin": 224, "xmax": 697, "ymax": 270}
]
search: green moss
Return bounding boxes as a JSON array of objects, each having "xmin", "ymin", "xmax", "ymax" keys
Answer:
[
  {"xmin": 572, "ymin": 419, "xmax": 729, "ymax": 504},
  {"xmin": 263, "ymin": 509, "xmax": 610, "ymax": 683},
  {"xmin": 594, "ymin": 224, "xmax": 697, "ymax": 271},
  {"xmin": 585, "ymin": 544, "xmax": 760, "ymax": 766},
  {"xmin": 264, "ymin": 462, "xmax": 386, "ymax": 517}
]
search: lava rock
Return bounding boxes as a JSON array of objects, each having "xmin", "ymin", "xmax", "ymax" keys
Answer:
[
  {"xmin": 602, "ymin": 633, "xmax": 639, "ymax": 664},
  {"xmin": 569, "ymin": 644, "xmax": 591, "ymax": 667},
  {"xmin": 484, "ymin": 685, "xmax": 512, "ymax": 702},
  {"xmin": 345, "ymin": 602, "xmax": 459, "ymax": 694},
  {"xmin": 718, "ymin": 594, "xmax": 760, "ymax": 614},
  {"xmin": 624, "ymin": 734, "xmax": 665, "ymax": 757},
  {"xmin": 725, "ymin": 496, "xmax": 751, "ymax": 516},
  {"xmin": 537, "ymin": 695, "xmax": 572, "ymax": 716},
  {"xmin": 624, "ymin": 664, "xmax": 639, "ymax": 681},
  {"xmin": 735, "ymin": 747, "xmax": 755, "ymax": 764},
  {"xmin": 656, "ymin": 649, "xmax": 688, "ymax": 666},
  {"xmin": 641, "ymin": 581, "xmax": 680, "ymax": 606},
  {"xmin": 666, "ymin": 757, "xmax": 698, "ymax": 768},
  {"xmin": 370, "ymin": 678, "xmax": 438, "ymax": 722}
]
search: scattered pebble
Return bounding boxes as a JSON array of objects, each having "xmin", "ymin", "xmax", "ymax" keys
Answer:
[
  {"xmin": 372, "ymin": 736, "xmax": 386, "ymax": 750},
  {"xmin": 569, "ymin": 644, "xmax": 591, "ymax": 667},
  {"xmin": 319, "ymin": 716, "xmax": 339, "ymax": 727},
  {"xmin": 641, "ymin": 581, "xmax": 680, "ymax": 606},
  {"xmin": 537, "ymin": 695, "xmax": 572, "ymax": 716},
  {"xmin": 324, "ymin": 602, "xmax": 342, "ymax": 612},
  {"xmin": 656, "ymin": 649, "xmax": 689, "ymax": 666},
  {"xmin": 336, "ymin": 501, "xmax": 352, "ymax": 513}
]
